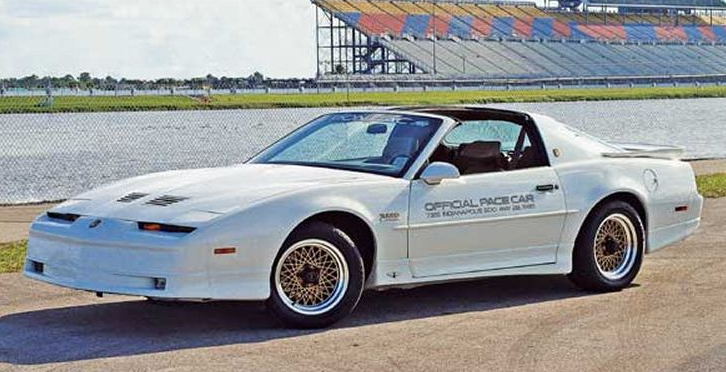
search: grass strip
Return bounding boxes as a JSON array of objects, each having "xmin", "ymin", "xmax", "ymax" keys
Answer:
[
  {"xmin": 0, "ymin": 240, "xmax": 27, "ymax": 274},
  {"xmin": 2, "ymin": 85, "xmax": 726, "ymax": 114},
  {"xmin": 697, "ymin": 173, "xmax": 726, "ymax": 199}
]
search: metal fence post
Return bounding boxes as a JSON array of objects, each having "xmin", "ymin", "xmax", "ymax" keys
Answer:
[{"xmin": 42, "ymin": 78, "xmax": 54, "ymax": 107}]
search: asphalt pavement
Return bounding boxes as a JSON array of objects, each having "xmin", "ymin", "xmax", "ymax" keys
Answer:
[{"xmin": 0, "ymin": 198, "xmax": 724, "ymax": 372}]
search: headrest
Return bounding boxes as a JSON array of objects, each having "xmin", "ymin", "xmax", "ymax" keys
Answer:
[
  {"xmin": 458, "ymin": 141, "xmax": 501, "ymax": 160},
  {"xmin": 383, "ymin": 137, "xmax": 418, "ymax": 159}
]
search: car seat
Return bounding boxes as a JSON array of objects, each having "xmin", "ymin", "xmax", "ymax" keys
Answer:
[
  {"xmin": 455, "ymin": 141, "xmax": 505, "ymax": 175},
  {"xmin": 381, "ymin": 137, "xmax": 418, "ymax": 165}
]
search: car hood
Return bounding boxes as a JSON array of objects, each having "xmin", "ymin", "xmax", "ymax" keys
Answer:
[{"xmin": 53, "ymin": 164, "xmax": 389, "ymax": 225}]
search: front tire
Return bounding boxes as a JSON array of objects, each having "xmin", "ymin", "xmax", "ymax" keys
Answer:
[
  {"xmin": 568, "ymin": 200, "xmax": 645, "ymax": 292},
  {"xmin": 267, "ymin": 221, "xmax": 364, "ymax": 329}
]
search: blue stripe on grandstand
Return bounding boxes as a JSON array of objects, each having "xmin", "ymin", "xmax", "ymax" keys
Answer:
[
  {"xmin": 403, "ymin": 14, "xmax": 429, "ymax": 37},
  {"xmin": 713, "ymin": 26, "xmax": 726, "ymax": 41},
  {"xmin": 625, "ymin": 24, "xmax": 656, "ymax": 41},
  {"xmin": 568, "ymin": 22, "xmax": 592, "ymax": 40},
  {"xmin": 624, "ymin": 25, "xmax": 643, "ymax": 40},
  {"xmin": 490, "ymin": 17, "xmax": 514, "ymax": 37},
  {"xmin": 684, "ymin": 25, "xmax": 702, "ymax": 41},
  {"xmin": 450, "ymin": 15, "xmax": 473, "ymax": 38},
  {"xmin": 532, "ymin": 17, "xmax": 554, "ymax": 38},
  {"xmin": 337, "ymin": 12, "xmax": 361, "ymax": 27},
  {"xmin": 637, "ymin": 25, "xmax": 656, "ymax": 41}
]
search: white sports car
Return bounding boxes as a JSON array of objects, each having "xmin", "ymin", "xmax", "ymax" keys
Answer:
[{"xmin": 25, "ymin": 107, "xmax": 702, "ymax": 328}]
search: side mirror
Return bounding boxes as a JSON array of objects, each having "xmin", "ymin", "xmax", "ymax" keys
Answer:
[{"xmin": 420, "ymin": 162, "xmax": 460, "ymax": 185}]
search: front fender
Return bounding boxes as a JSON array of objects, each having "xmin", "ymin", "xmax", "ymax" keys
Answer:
[{"xmin": 188, "ymin": 179, "xmax": 410, "ymax": 299}]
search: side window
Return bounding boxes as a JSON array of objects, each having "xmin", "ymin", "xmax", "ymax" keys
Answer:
[{"xmin": 432, "ymin": 120, "xmax": 546, "ymax": 175}]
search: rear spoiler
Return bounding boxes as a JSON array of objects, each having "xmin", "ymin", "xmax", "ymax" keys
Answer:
[{"xmin": 602, "ymin": 143, "xmax": 685, "ymax": 160}]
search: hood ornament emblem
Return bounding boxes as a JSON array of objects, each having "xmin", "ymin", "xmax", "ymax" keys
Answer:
[{"xmin": 89, "ymin": 219, "xmax": 102, "ymax": 229}]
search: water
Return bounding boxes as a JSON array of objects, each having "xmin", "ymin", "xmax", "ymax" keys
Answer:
[{"xmin": 1, "ymin": 98, "xmax": 725, "ymax": 204}]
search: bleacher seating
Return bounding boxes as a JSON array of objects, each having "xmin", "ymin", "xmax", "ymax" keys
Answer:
[
  {"xmin": 382, "ymin": 38, "xmax": 726, "ymax": 78},
  {"xmin": 315, "ymin": 0, "xmax": 726, "ymax": 79},
  {"xmin": 591, "ymin": 0, "xmax": 726, "ymax": 7},
  {"xmin": 317, "ymin": 0, "xmax": 726, "ymax": 42}
]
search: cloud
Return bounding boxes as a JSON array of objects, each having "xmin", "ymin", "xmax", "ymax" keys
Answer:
[{"xmin": 0, "ymin": 0, "xmax": 317, "ymax": 79}]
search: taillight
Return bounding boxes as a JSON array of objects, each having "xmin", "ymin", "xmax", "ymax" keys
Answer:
[{"xmin": 138, "ymin": 222, "xmax": 196, "ymax": 234}]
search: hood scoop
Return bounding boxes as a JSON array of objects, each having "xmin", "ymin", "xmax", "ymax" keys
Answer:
[
  {"xmin": 144, "ymin": 195, "xmax": 189, "ymax": 207},
  {"xmin": 117, "ymin": 192, "xmax": 149, "ymax": 203}
]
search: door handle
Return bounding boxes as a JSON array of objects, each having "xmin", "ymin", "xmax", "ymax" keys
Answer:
[{"xmin": 536, "ymin": 184, "xmax": 557, "ymax": 192}]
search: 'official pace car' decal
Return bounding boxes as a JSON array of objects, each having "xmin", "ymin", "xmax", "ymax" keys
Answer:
[{"xmin": 424, "ymin": 194, "xmax": 536, "ymax": 219}]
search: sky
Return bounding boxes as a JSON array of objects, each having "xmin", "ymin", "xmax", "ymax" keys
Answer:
[{"xmin": 0, "ymin": 0, "xmax": 318, "ymax": 79}]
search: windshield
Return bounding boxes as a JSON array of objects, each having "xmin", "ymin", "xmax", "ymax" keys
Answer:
[{"xmin": 251, "ymin": 112, "xmax": 442, "ymax": 177}]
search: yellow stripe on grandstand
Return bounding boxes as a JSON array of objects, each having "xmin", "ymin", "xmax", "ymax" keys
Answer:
[
  {"xmin": 458, "ymin": 3, "xmax": 491, "ymax": 18},
  {"xmin": 688, "ymin": 15, "xmax": 709, "ymax": 25},
  {"xmin": 320, "ymin": 0, "xmax": 360, "ymax": 12},
  {"xmin": 436, "ymin": 2, "xmax": 471, "ymax": 16},
  {"xmin": 479, "ymin": 4, "xmax": 510, "ymax": 17},
  {"xmin": 520, "ymin": 6, "xmax": 548, "ymax": 17},
  {"xmin": 499, "ymin": 6, "xmax": 529, "ymax": 19},
  {"xmin": 391, "ymin": 1, "xmax": 427, "ymax": 14},
  {"xmin": 370, "ymin": 1, "xmax": 406, "ymax": 15},
  {"xmin": 350, "ymin": 0, "xmax": 383, "ymax": 13},
  {"xmin": 412, "ymin": 1, "xmax": 436, "ymax": 13},
  {"xmin": 712, "ymin": 15, "xmax": 726, "ymax": 25}
]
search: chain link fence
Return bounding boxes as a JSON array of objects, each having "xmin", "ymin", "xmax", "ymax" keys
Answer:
[
  {"xmin": 0, "ymin": 96, "xmax": 346, "ymax": 204},
  {"xmin": 1, "ymin": 94, "xmax": 725, "ymax": 205}
]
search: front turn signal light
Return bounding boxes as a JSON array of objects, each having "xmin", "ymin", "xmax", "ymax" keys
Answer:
[
  {"xmin": 138, "ymin": 222, "xmax": 196, "ymax": 234},
  {"xmin": 214, "ymin": 247, "xmax": 237, "ymax": 255}
]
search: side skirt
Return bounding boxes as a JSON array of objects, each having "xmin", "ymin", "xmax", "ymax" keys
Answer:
[{"xmin": 366, "ymin": 259, "xmax": 571, "ymax": 290}]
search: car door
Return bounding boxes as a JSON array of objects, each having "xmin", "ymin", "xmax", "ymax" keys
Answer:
[{"xmin": 407, "ymin": 119, "xmax": 567, "ymax": 278}]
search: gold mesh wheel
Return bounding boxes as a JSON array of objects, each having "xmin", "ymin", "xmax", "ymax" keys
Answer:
[
  {"xmin": 274, "ymin": 239, "xmax": 349, "ymax": 316},
  {"xmin": 593, "ymin": 213, "xmax": 637, "ymax": 280}
]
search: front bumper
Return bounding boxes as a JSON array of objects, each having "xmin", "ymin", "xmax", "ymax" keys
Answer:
[{"xmin": 24, "ymin": 214, "xmax": 270, "ymax": 300}]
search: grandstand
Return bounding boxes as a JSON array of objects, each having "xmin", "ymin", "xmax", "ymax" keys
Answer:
[{"xmin": 312, "ymin": 0, "xmax": 726, "ymax": 84}]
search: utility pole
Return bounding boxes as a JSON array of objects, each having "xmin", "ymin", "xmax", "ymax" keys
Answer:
[
  {"xmin": 346, "ymin": 66, "xmax": 350, "ymax": 102},
  {"xmin": 316, "ymin": 6, "xmax": 321, "ymax": 78},
  {"xmin": 432, "ymin": 0, "xmax": 437, "ymax": 76}
]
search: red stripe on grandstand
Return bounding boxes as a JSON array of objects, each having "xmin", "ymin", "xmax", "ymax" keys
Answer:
[
  {"xmin": 471, "ymin": 17, "xmax": 493, "ymax": 37},
  {"xmin": 700, "ymin": 26, "xmax": 716, "ymax": 41},
  {"xmin": 358, "ymin": 13, "xmax": 406, "ymax": 36},
  {"xmin": 654, "ymin": 26, "xmax": 674, "ymax": 41},
  {"xmin": 591, "ymin": 25, "xmax": 612, "ymax": 40},
  {"xmin": 665, "ymin": 26, "xmax": 688, "ymax": 41},
  {"xmin": 577, "ymin": 24, "xmax": 602, "ymax": 39},
  {"xmin": 586, "ymin": 25, "xmax": 621, "ymax": 41},
  {"xmin": 428, "ymin": 14, "xmax": 451, "ymax": 37},
  {"xmin": 552, "ymin": 19, "xmax": 570, "ymax": 38},
  {"xmin": 602, "ymin": 25, "xmax": 626, "ymax": 40},
  {"xmin": 513, "ymin": 16, "xmax": 533, "ymax": 38}
]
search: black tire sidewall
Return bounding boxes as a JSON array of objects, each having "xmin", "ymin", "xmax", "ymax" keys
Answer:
[
  {"xmin": 267, "ymin": 221, "xmax": 365, "ymax": 329},
  {"xmin": 571, "ymin": 201, "xmax": 645, "ymax": 291}
]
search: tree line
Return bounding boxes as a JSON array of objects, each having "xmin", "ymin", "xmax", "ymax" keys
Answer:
[{"xmin": 0, "ymin": 72, "xmax": 316, "ymax": 91}]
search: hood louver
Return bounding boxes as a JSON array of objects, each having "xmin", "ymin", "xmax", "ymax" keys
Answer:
[
  {"xmin": 117, "ymin": 192, "xmax": 149, "ymax": 203},
  {"xmin": 145, "ymin": 195, "xmax": 189, "ymax": 207}
]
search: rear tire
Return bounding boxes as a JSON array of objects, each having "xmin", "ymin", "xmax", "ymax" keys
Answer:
[
  {"xmin": 568, "ymin": 200, "xmax": 645, "ymax": 292},
  {"xmin": 267, "ymin": 221, "xmax": 364, "ymax": 329}
]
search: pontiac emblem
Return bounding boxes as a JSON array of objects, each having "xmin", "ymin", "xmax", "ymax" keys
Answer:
[{"xmin": 89, "ymin": 219, "xmax": 102, "ymax": 229}]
